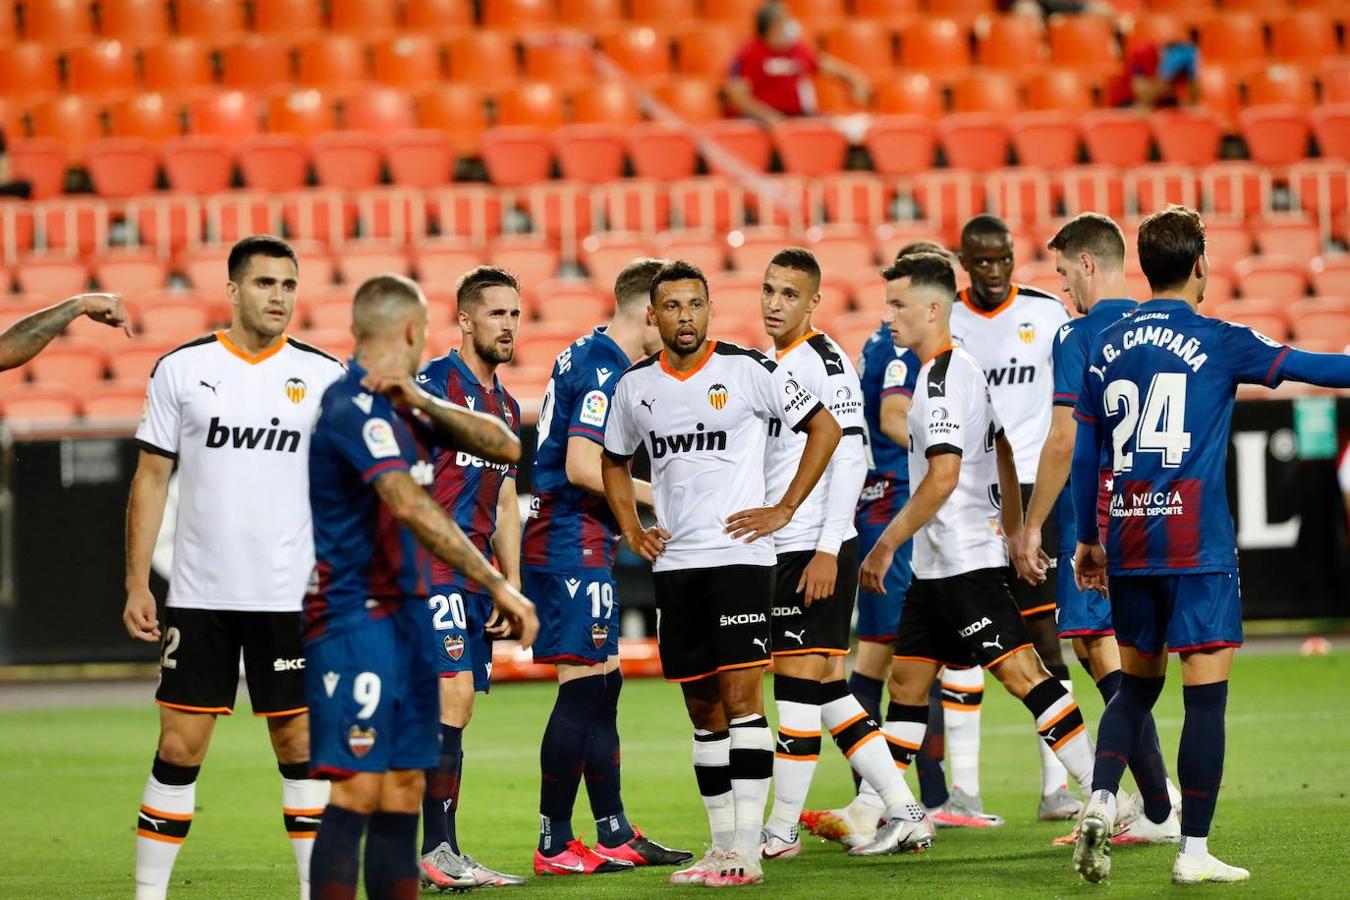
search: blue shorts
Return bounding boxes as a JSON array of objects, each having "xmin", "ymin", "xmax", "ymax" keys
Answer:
[
  {"xmin": 524, "ymin": 565, "xmax": 620, "ymax": 665},
  {"xmin": 854, "ymin": 519, "xmax": 914, "ymax": 643},
  {"xmin": 428, "ymin": 585, "xmax": 493, "ymax": 693},
  {"xmin": 1109, "ymin": 571, "xmax": 1244, "ymax": 657},
  {"xmin": 304, "ymin": 604, "xmax": 438, "ymax": 777},
  {"xmin": 1055, "ymin": 553, "xmax": 1114, "ymax": 638}
]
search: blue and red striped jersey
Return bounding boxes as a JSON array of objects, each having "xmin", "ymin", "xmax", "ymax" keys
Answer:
[
  {"xmin": 855, "ymin": 322, "xmax": 920, "ymax": 526},
  {"xmin": 522, "ymin": 327, "xmax": 632, "ymax": 571},
  {"xmin": 417, "ymin": 350, "xmax": 520, "ymax": 590},
  {"xmin": 305, "ymin": 360, "xmax": 437, "ymax": 640}
]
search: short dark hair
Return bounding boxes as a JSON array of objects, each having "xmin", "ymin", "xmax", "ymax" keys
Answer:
[
  {"xmin": 1138, "ymin": 205, "xmax": 1206, "ymax": 293},
  {"xmin": 614, "ymin": 258, "xmax": 665, "ymax": 310},
  {"xmin": 881, "ymin": 252, "xmax": 957, "ymax": 298},
  {"xmin": 767, "ymin": 247, "xmax": 821, "ymax": 286},
  {"xmin": 960, "ymin": 214, "xmax": 1012, "ymax": 247},
  {"xmin": 895, "ymin": 240, "xmax": 951, "ymax": 262},
  {"xmin": 649, "ymin": 259, "xmax": 709, "ymax": 303},
  {"xmin": 456, "ymin": 265, "xmax": 519, "ymax": 312},
  {"xmin": 228, "ymin": 235, "xmax": 297, "ymax": 283},
  {"xmin": 1047, "ymin": 213, "xmax": 1126, "ymax": 268},
  {"xmin": 755, "ymin": 1, "xmax": 784, "ymax": 37},
  {"xmin": 352, "ymin": 274, "xmax": 424, "ymax": 339}
]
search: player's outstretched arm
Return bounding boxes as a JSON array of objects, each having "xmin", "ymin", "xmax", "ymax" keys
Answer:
[
  {"xmin": 858, "ymin": 451, "xmax": 960, "ymax": 594},
  {"xmin": 726, "ymin": 408, "xmax": 842, "ymax": 542},
  {"xmin": 374, "ymin": 469, "xmax": 538, "ymax": 648},
  {"xmin": 600, "ymin": 451, "xmax": 669, "ymax": 561},
  {"xmin": 1274, "ymin": 348, "xmax": 1350, "ymax": 388},
  {"xmin": 565, "ymin": 436, "xmax": 654, "ymax": 507},
  {"xmin": 362, "ymin": 371, "xmax": 521, "ymax": 465},
  {"xmin": 0, "ymin": 293, "xmax": 129, "ymax": 371},
  {"xmin": 123, "ymin": 451, "xmax": 173, "ymax": 642}
]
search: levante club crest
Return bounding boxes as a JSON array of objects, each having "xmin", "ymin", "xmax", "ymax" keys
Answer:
[
  {"xmin": 347, "ymin": 725, "xmax": 376, "ymax": 758},
  {"xmin": 443, "ymin": 634, "xmax": 465, "ymax": 661},
  {"xmin": 591, "ymin": 623, "xmax": 609, "ymax": 649}
]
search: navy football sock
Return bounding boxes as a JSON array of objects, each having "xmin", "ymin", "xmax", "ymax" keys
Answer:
[
  {"xmin": 915, "ymin": 679, "xmax": 949, "ymax": 809},
  {"xmin": 588, "ymin": 670, "xmax": 635, "ymax": 847},
  {"xmin": 421, "ymin": 723, "xmax": 464, "ymax": 855},
  {"xmin": 1179, "ymin": 682, "xmax": 1228, "ymax": 839},
  {"xmin": 310, "ymin": 804, "xmax": 367, "ymax": 900},
  {"xmin": 1097, "ymin": 671, "xmax": 1172, "ymax": 823},
  {"xmin": 363, "ymin": 811, "xmax": 419, "ymax": 900},
  {"xmin": 846, "ymin": 672, "xmax": 884, "ymax": 790},
  {"xmin": 1092, "ymin": 673, "xmax": 1165, "ymax": 797},
  {"xmin": 539, "ymin": 674, "xmax": 605, "ymax": 854}
]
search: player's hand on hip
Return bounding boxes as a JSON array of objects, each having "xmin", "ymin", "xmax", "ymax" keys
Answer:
[
  {"xmin": 74, "ymin": 292, "xmax": 132, "ymax": 337},
  {"xmin": 724, "ymin": 504, "xmax": 792, "ymax": 543},
  {"xmin": 798, "ymin": 551, "xmax": 837, "ymax": 605},
  {"xmin": 123, "ymin": 587, "xmax": 160, "ymax": 642},
  {"xmin": 624, "ymin": 526, "xmax": 669, "ymax": 562},
  {"xmin": 489, "ymin": 581, "xmax": 539, "ymax": 649},
  {"xmin": 859, "ymin": 545, "xmax": 895, "ymax": 596},
  {"xmin": 1073, "ymin": 541, "xmax": 1108, "ymax": 594},
  {"xmin": 361, "ymin": 370, "xmax": 423, "ymax": 411}
]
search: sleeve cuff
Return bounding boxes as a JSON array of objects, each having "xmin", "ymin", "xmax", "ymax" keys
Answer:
[
  {"xmin": 926, "ymin": 443, "xmax": 961, "ymax": 458},
  {"xmin": 602, "ymin": 448, "xmax": 632, "ymax": 464},
  {"xmin": 841, "ymin": 425, "xmax": 865, "ymax": 437},
  {"xmin": 881, "ymin": 386, "xmax": 914, "ymax": 399},
  {"xmin": 362, "ymin": 458, "xmax": 409, "ymax": 484},
  {"xmin": 815, "ymin": 536, "xmax": 843, "ymax": 555},
  {"xmin": 134, "ymin": 438, "xmax": 177, "ymax": 460},
  {"xmin": 790, "ymin": 401, "xmax": 825, "ymax": 433},
  {"xmin": 1073, "ymin": 410, "xmax": 1096, "ymax": 424},
  {"xmin": 567, "ymin": 425, "xmax": 606, "ymax": 444}
]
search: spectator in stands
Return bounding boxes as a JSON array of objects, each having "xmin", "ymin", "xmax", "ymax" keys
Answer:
[
  {"xmin": 724, "ymin": 1, "xmax": 869, "ymax": 124},
  {"xmin": 1107, "ymin": 39, "xmax": 1199, "ymax": 110},
  {"xmin": 0, "ymin": 128, "xmax": 31, "ymax": 199},
  {"xmin": 0, "ymin": 293, "xmax": 129, "ymax": 371},
  {"xmin": 1003, "ymin": 0, "xmax": 1116, "ymax": 20}
]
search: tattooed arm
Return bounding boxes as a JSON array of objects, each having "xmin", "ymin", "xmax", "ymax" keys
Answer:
[
  {"xmin": 0, "ymin": 293, "xmax": 130, "ymax": 371},
  {"xmin": 361, "ymin": 371, "xmax": 521, "ymax": 466}
]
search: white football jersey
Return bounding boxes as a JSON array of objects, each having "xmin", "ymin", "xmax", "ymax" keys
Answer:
[
  {"xmin": 764, "ymin": 330, "xmax": 866, "ymax": 554},
  {"xmin": 604, "ymin": 341, "xmax": 824, "ymax": 572},
  {"xmin": 136, "ymin": 331, "xmax": 345, "ymax": 613},
  {"xmin": 907, "ymin": 345, "xmax": 1007, "ymax": 579},
  {"xmin": 950, "ymin": 284, "xmax": 1069, "ymax": 482}
]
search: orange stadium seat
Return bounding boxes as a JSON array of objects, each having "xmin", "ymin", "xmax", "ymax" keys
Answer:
[
  {"xmin": 1203, "ymin": 220, "xmax": 1254, "ymax": 273},
  {"xmin": 444, "ymin": 32, "xmax": 519, "ymax": 92},
  {"xmin": 558, "ymin": 0, "xmax": 623, "ymax": 26},
  {"xmin": 414, "ymin": 238, "xmax": 483, "ymax": 285},
  {"xmin": 482, "ymin": 0, "xmax": 555, "ymax": 33},
  {"xmin": 1289, "ymin": 160, "xmax": 1349, "ymax": 223},
  {"xmin": 25, "ymin": 346, "xmax": 106, "ymax": 391},
  {"xmin": 523, "ymin": 33, "xmax": 595, "ymax": 91},
  {"xmin": 630, "ymin": 0, "xmax": 697, "ymax": 29},
  {"xmin": 1, "ymin": 386, "xmax": 80, "ymax": 425},
  {"xmin": 1080, "ymin": 110, "xmax": 1152, "ymax": 167},
  {"xmin": 1311, "ymin": 104, "xmax": 1350, "ymax": 161},
  {"xmin": 497, "ymin": 83, "xmax": 566, "ymax": 130},
  {"xmin": 385, "ymin": 130, "xmax": 455, "ymax": 187},
  {"xmin": 267, "ymin": 90, "xmax": 338, "ymax": 140},
  {"xmin": 554, "ymin": 124, "xmax": 626, "ymax": 183},
  {"xmin": 651, "ymin": 78, "xmax": 722, "ymax": 124},
  {"xmin": 66, "ymin": 41, "xmax": 137, "ymax": 96},
  {"xmin": 311, "ymin": 132, "xmax": 382, "ymax": 189},
  {"xmin": 697, "ymin": 0, "xmax": 761, "ymax": 27},
  {"xmin": 822, "ymin": 22, "xmax": 897, "ymax": 83},
  {"xmin": 221, "ymin": 37, "xmax": 296, "ymax": 92},
  {"xmin": 1197, "ymin": 15, "xmax": 1267, "ymax": 73},
  {"xmin": 770, "ymin": 119, "xmax": 848, "ymax": 176},
  {"xmin": 655, "ymin": 229, "xmax": 727, "ymax": 274},
  {"xmin": 142, "ymin": 40, "xmax": 215, "ymax": 94},
  {"xmin": 701, "ymin": 120, "xmax": 773, "ymax": 174},
  {"xmin": 23, "ymin": 0, "xmax": 93, "ymax": 46},
  {"xmin": 189, "ymin": 92, "xmax": 262, "ymax": 141},
  {"xmin": 162, "ymin": 137, "xmax": 234, "ymax": 193},
  {"xmin": 83, "ymin": 382, "xmax": 150, "ymax": 421},
  {"xmin": 819, "ymin": 172, "xmax": 890, "ymax": 227},
  {"xmin": 1010, "ymin": 111, "xmax": 1081, "ymax": 169},
  {"xmin": 238, "ymin": 135, "xmax": 309, "ymax": 191},
  {"xmin": 978, "ymin": 15, "xmax": 1046, "ymax": 74},
  {"xmin": 86, "ymin": 139, "xmax": 159, "ymax": 198},
  {"xmin": 479, "ymin": 127, "xmax": 554, "ymax": 187},
  {"xmin": 786, "ymin": 0, "xmax": 848, "ymax": 30},
  {"xmin": 626, "ymin": 124, "xmax": 698, "ymax": 179},
  {"xmin": 876, "ymin": 73, "xmax": 944, "ymax": 118},
  {"xmin": 16, "ymin": 257, "xmax": 89, "ymax": 296},
  {"xmin": 298, "ymin": 36, "xmax": 369, "ymax": 90},
  {"xmin": 938, "ymin": 114, "xmax": 1010, "ymax": 172},
  {"xmin": 811, "ymin": 74, "xmax": 867, "ymax": 116},
  {"xmin": 1060, "ymin": 165, "xmax": 1127, "ymax": 216},
  {"xmin": 1247, "ymin": 66, "xmax": 1317, "ymax": 110},
  {"xmin": 100, "ymin": 0, "xmax": 169, "ymax": 42},
  {"xmin": 1202, "ymin": 160, "xmax": 1272, "ymax": 217},
  {"xmin": 1269, "ymin": 12, "xmax": 1339, "ymax": 65},
  {"xmin": 344, "ymin": 87, "xmax": 416, "ymax": 133},
  {"xmin": 107, "ymin": 94, "xmax": 181, "ymax": 144},
  {"xmin": 1022, "ymin": 69, "xmax": 1094, "ymax": 116},
  {"xmin": 900, "ymin": 20, "xmax": 970, "ymax": 80},
  {"xmin": 488, "ymin": 235, "xmax": 561, "ymax": 286},
  {"xmin": 330, "ymin": 0, "xmax": 399, "ymax": 34},
  {"xmin": 579, "ymin": 232, "xmax": 657, "ymax": 288},
  {"xmin": 1321, "ymin": 59, "xmax": 1350, "ymax": 104},
  {"xmin": 572, "ymin": 81, "xmax": 641, "ymax": 126},
  {"xmin": 0, "ymin": 44, "xmax": 59, "ymax": 99},
  {"xmin": 177, "ymin": 0, "xmax": 247, "ymax": 40},
  {"xmin": 1232, "ymin": 255, "xmax": 1309, "ymax": 298},
  {"xmin": 599, "ymin": 26, "xmax": 673, "ymax": 83},
  {"xmin": 253, "ymin": 0, "xmax": 323, "ymax": 35},
  {"xmin": 1290, "ymin": 300, "xmax": 1350, "ymax": 347},
  {"xmin": 1240, "ymin": 105, "xmax": 1310, "ymax": 165},
  {"xmin": 1048, "ymin": 15, "xmax": 1119, "ymax": 78},
  {"xmin": 1254, "ymin": 215, "xmax": 1322, "ymax": 258},
  {"xmin": 865, "ymin": 115, "xmax": 937, "ymax": 175},
  {"xmin": 805, "ymin": 224, "xmax": 876, "ymax": 277},
  {"xmin": 951, "ymin": 72, "xmax": 1020, "ymax": 117},
  {"xmin": 339, "ymin": 244, "xmax": 412, "ymax": 284},
  {"xmin": 373, "ymin": 36, "xmax": 444, "ymax": 90},
  {"xmin": 403, "ymin": 0, "xmax": 474, "ymax": 32},
  {"xmin": 30, "ymin": 96, "xmax": 103, "ymax": 163},
  {"xmin": 674, "ymin": 26, "xmax": 742, "ymax": 80},
  {"xmin": 671, "ymin": 176, "xmax": 745, "ymax": 233},
  {"xmin": 927, "ymin": 0, "xmax": 994, "ymax": 26},
  {"xmin": 139, "ymin": 301, "xmax": 212, "ymax": 340},
  {"xmin": 1197, "ymin": 65, "xmax": 1241, "ymax": 127},
  {"xmin": 854, "ymin": 0, "xmax": 920, "ymax": 20},
  {"xmin": 414, "ymin": 84, "xmax": 488, "ymax": 156},
  {"xmin": 1310, "ymin": 255, "xmax": 1350, "ymax": 296},
  {"xmin": 10, "ymin": 139, "xmax": 70, "ymax": 200},
  {"xmin": 110, "ymin": 341, "xmax": 178, "ymax": 383},
  {"xmin": 1149, "ymin": 108, "xmax": 1222, "ymax": 166},
  {"xmin": 512, "ymin": 321, "xmax": 583, "ymax": 362},
  {"xmin": 1133, "ymin": 164, "xmax": 1200, "ymax": 212}
]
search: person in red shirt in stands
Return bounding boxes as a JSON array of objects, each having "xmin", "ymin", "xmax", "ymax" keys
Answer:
[
  {"xmin": 724, "ymin": 1, "xmax": 869, "ymax": 124},
  {"xmin": 1107, "ymin": 40, "xmax": 1199, "ymax": 110}
]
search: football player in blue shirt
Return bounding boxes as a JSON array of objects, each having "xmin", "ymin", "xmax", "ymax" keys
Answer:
[
  {"xmin": 305, "ymin": 274, "xmax": 537, "ymax": 900},
  {"xmin": 525, "ymin": 259, "xmax": 691, "ymax": 875},
  {"xmin": 1070, "ymin": 206, "xmax": 1350, "ymax": 885}
]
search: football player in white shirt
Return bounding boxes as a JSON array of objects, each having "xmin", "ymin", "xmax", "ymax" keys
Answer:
[
  {"xmin": 858, "ymin": 252, "xmax": 1096, "ymax": 831},
  {"xmin": 756, "ymin": 248, "xmax": 932, "ymax": 861},
  {"xmin": 122, "ymin": 236, "xmax": 344, "ymax": 900},
  {"xmin": 953, "ymin": 214, "xmax": 1080, "ymax": 821},
  {"xmin": 601, "ymin": 260, "xmax": 841, "ymax": 887}
]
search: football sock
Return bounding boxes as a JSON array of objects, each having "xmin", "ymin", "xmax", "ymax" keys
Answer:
[
  {"xmin": 538, "ymin": 675, "xmax": 605, "ymax": 854},
  {"xmin": 279, "ymin": 761, "xmax": 327, "ymax": 899},
  {"xmin": 823, "ymin": 681, "xmax": 919, "ymax": 818},
  {"xmin": 693, "ymin": 728, "xmax": 734, "ymax": 849},
  {"xmin": 1022, "ymin": 677, "xmax": 1093, "ymax": 795},
  {"xmin": 1180, "ymin": 835, "xmax": 1209, "ymax": 859},
  {"xmin": 135, "ymin": 756, "xmax": 198, "ymax": 900},
  {"xmin": 941, "ymin": 666, "xmax": 985, "ymax": 797},
  {"xmin": 1036, "ymin": 664, "xmax": 1075, "ymax": 795},
  {"xmin": 915, "ymin": 678, "xmax": 949, "ymax": 810},
  {"xmin": 1095, "ymin": 672, "xmax": 1172, "ymax": 824},
  {"xmin": 767, "ymin": 675, "xmax": 822, "ymax": 841},
  {"xmin": 1179, "ymin": 682, "xmax": 1227, "ymax": 842},
  {"xmin": 1091, "ymin": 673, "xmax": 1164, "ymax": 795},
  {"xmin": 309, "ymin": 804, "xmax": 367, "ymax": 900},
  {"xmin": 871, "ymin": 701, "xmax": 925, "ymax": 819},
  {"xmin": 845, "ymin": 671, "xmax": 883, "ymax": 791},
  {"xmin": 588, "ymin": 670, "xmax": 634, "ymax": 848},
  {"xmin": 363, "ymin": 811, "xmax": 419, "ymax": 900},
  {"xmin": 422, "ymin": 723, "xmax": 463, "ymax": 855},
  {"xmin": 728, "ymin": 714, "xmax": 773, "ymax": 859}
]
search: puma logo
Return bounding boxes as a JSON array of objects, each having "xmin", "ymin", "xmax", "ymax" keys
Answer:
[
  {"xmin": 138, "ymin": 812, "xmax": 168, "ymax": 831},
  {"xmin": 640, "ymin": 398, "xmax": 655, "ymax": 413},
  {"xmin": 1043, "ymin": 727, "xmax": 1057, "ymax": 743},
  {"xmin": 199, "ymin": 380, "xmax": 220, "ymax": 395},
  {"xmin": 752, "ymin": 637, "xmax": 768, "ymax": 654},
  {"xmin": 982, "ymin": 636, "xmax": 1004, "ymax": 651},
  {"xmin": 784, "ymin": 629, "xmax": 805, "ymax": 645},
  {"xmin": 776, "ymin": 737, "xmax": 793, "ymax": 752}
]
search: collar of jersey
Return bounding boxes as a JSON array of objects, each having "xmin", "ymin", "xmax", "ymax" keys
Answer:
[
  {"xmin": 592, "ymin": 326, "xmax": 627, "ymax": 363},
  {"xmin": 960, "ymin": 285, "xmax": 1019, "ymax": 319},
  {"xmin": 216, "ymin": 329, "xmax": 287, "ymax": 365},
  {"xmin": 446, "ymin": 348, "xmax": 502, "ymax": 392},
  {"xmin": 660, "ymin": 340, "xmax": 717, "ymax": 381},
  {"xmin": 1139, "ymin": 298, "xmax": 1192, "ymax": 311},
  {"xmin": 1092, "ymin": 298, "xmax": 1138, "ymax": 316},
  {"xmin": 775, "ymin": 329, "xmax": 819, "ymax": 361},
  {"xmin": 923, "ymin": 343, "xmax": 956, "ymax": 365}
]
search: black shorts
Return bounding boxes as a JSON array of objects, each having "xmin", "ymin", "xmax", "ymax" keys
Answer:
[
  {"xmin": 770, "ymin": 538, "xmax": 858, "ymax": 656},
  {"xmin": 893, "ymin": 567, "xmax": 1034, "ymax": 669},
  {"xmin": 155, "ymin": 607, "xmax": 307, "ymax": 717},
  {"xmin": 1008, "ymin": 482, "xmax": 1057, "ymax": 618},
  {"xmin": 653, "ymin": 565, "xmax": 774, "ymax": 683}
]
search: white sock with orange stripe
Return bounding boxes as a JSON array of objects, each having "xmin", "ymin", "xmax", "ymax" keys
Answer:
[
  {"xmin": 1022, "ymin": 678, "xmax": 1094, "ymax": 795},
  {"xmin": 822, "ymin": 682, "xmax": 920, "ymax": 820},
  {"xmin": 941, "ymin": 665, "xmax": 985, "ymax": 797},
  {"xmin": 135, "ymin": 756, "xmax": 198, "ymax": 900},
  {"xmin": 280, "ymin": 761, "xmax": 328, "ymax": 900},
  {"xmin": 766, "ymin": 675, "xmax": 822, "ymax": 842}
]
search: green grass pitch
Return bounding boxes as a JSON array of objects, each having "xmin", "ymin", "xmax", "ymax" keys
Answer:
[{"xmin": 2, "ymin": 652, "xmax": 1347, "ymax": 897}]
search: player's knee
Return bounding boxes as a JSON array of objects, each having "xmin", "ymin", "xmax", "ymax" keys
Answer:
[
  {"xmin": 990, "ymin": 649, "xmax": 1049, "ymax": 700},
  {"xmin": 267, "ymin": 715, "xmax": 309, "ymax": 764},
  {"xmin": 381, "ymin": 770, "xmax": 425, "ymax": 813},
  {"xmin": 438, "ymin": 676, "xmax": 474, "ymax": 727},
  {"xmin": 330, "ymin": 774, "xmax": 382, "ymax": 815},
  {"xmin": 156, "ymin": 727, "xmax": 209, "ymax": 766}
]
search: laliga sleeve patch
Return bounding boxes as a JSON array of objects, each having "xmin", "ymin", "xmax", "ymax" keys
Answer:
[
  {"xmin": 578, "ymin": 389, "xmax": 608, "ymax": 427},
  {"xmin": 883, "ymin": 358, "xmax": 908, "ymax": 389},
  {"xmin": 362, "ymin": 417, "xmax": 401, "ymax": 459},
  {"xmin": 1249, "ymin": 328, "xmax": 1283, "ymax": 349}
]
